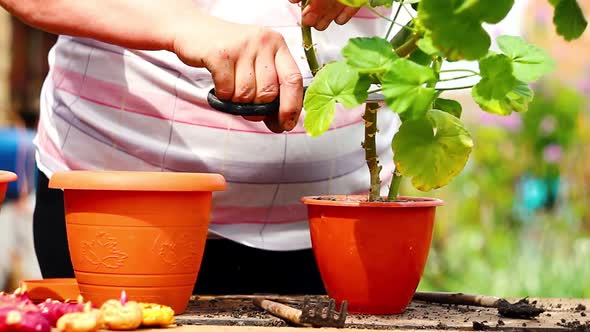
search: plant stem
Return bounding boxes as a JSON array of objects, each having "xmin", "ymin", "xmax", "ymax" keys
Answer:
[
  {"xmin": 438, "ymin": 74, "xmax": 478, "ymax": 82},
  {"xmin": 385, "ymin": 2, "xmax": 404, "ymax": 40},
  {"xmin": 365, "ymin": 5, "xmax": 416, "ymax": 31},
  {"xmin": 387, "ymin": 170, "xmax": 403, "ymax": 200},
  {"xmin": 389, "ymin": 19, "xmax": 414, "ymax": 48},
  {"xmin": 402, "ymin": 3, "xmax": 415, "ymax": 19},
  {"xmin": 384, "ymin": 26, "xmax": 427, "ymax": 201},
  {"xmin": 363, "ymin": 102, "xmax": 382, "ymax": 201},
  {"xmin": 395, "ymin": 33, "xmax": 420, "ymax": 57},
  {"xmin": 428, "ymin": 57, "xmax": 442, "ymax": 103},
  {"xmin": 387, "ymin": 56, "xmax": 443, "ymax": 200},
  {"xmin": 440, "ymin": 69, "xmax": 480, "ymax": 75},
  {"xmin": 436, "ymin": 84, "xmax": 475, "ymax": 91},
  {"xmin": 301, "ymin": 1, "xmax": 321, "ymax": 76},
  {"xmin": 432, "ymin": 57, "xmax": 443, "ymax": 75}
]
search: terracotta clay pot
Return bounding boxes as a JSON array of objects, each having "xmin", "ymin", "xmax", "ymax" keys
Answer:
[
  {"xmin": 49, "ymin": 171, "xmax": 226, "ymax": 314},
  {"xmin": 0, "ymin": 171, "xmax": 18, "ymax": 206},
  {"xmin": 301, "ymin": 195, "xmax": 443, "ymax": 315},
  {"xmin": 20, "ymin": 278, "xmax": 80, "ymax": 303}
]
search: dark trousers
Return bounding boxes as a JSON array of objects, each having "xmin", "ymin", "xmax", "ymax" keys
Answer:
[{"xmin": 32, "ymin": 170, "xmax": 325, "ymax": 294}]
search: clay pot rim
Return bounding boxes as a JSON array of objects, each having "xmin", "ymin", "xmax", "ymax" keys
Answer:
[
  {"xmin": 0, "ymin": 170, "xmax": 18, "ymax": 183},
  {"xmin": 19, "ymin": 278, "xmax": 80, "ymax": 302},
  {"xmin": 49, "ymin": 170, "xmax": 226, "ymax": 192},
  {"xmin": 300, "ymin": 194, "xmax": 443, "ymax": 208}
]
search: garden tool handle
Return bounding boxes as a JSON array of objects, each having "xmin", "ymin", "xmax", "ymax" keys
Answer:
[
  {"xmin": 207, "ymin": 88, "xmax": 280, "ymax": 116},
  {"xmin": 413, "ymin": 291, "xmax": 502, "ymax": 308},
  {"xmin": 253, "ymin": 298, "xmax": 308, "ymax": 327},
  {"xmin": 207, "ymin": 87, "xmax": 384, "ymax": 116}
]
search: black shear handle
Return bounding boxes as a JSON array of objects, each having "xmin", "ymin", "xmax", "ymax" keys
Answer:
[{"xmin": 207, "ymin": 88, "xmax": 279, "ymax": 116}]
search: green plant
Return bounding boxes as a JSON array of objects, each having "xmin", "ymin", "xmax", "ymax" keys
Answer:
[{"xmin": 300, "ymin": 0, "xmax": 587, "ymax": 201}]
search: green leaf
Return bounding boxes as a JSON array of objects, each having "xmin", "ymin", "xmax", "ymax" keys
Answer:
[
  {"xmin": 408, "ymin": 48, "xmax": 433, "ymax": 66},
  {"xmin": 369, "ymin": 0, "xmax": 394, "ymax": 7},
  {"xmin": 497, "ymin": 35, "xmax": 556, "ymax": 82},
  {"xmin": 418, "ymin": 0, "xmax": 513, "ymax": 60},
  {"xmin": 433, "ymin": 98, "xmax": 462, "ymax": 118},
  {"xmin": 473, "ymin": 80, "xmax": 534, "ymax": 115},
  {"xmin": 507, "ymin": 81, "xmax": 535, "ymax": 112},
  {"xmin": 381, "ymin": 59, "xmax": 438, "ymax": 119},
  {"xmin": 552, "ymin": 0, "xmax": 588, "ymax": 41},
  {"xmin": 338, "ymin": 0, "xmax": 368, "ymax": 6},
  {"xmin": 474, "ymin": 54, "xmax": 517, "ymax": 100},
  {"xmin": 416, "ymin": 34, "xmax": 442, "ymax": 56},
  {"xmin": 471, "ymin": 54, "xmax": 535, "ymax": 115},
  {"xmin": 342, "ymin": 37, "xmax": 398, "ymax": 74},
  {"xmin": 455, "ymin": 0, "xmax": 514, "ymax": 24},
  {"xmin": 392, "ymin": 109, "xmax": 473, "ymax": 191},
  {"xmin": 303, "ymin": 61, "xmax": 371, "ymax": 136}
]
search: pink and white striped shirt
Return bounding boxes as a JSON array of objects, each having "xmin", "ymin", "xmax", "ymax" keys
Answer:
[{"xmin": 34, "ymin": 1, "xmax": 400, "ymax": 251}]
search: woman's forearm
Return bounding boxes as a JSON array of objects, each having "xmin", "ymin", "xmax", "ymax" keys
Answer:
[
  {"xmin": 0, "ymin": 0, "xmax": 210, "ymax": 52},
  {"xmin": 2, "ymin": 0, "xmax": 307, "ymax": 133}
]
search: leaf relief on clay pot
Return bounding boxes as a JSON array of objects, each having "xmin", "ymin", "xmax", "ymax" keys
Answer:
[
  {"xmin": 151, "ymin": 233, "xmax": 201, "ymax": 269},
  {"xmin": 81, "ymin": 232, "xmax": 128, "ymax": 269}
]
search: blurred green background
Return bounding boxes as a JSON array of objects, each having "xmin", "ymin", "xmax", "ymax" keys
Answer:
[
  {"xmin": 415, "ymin": 82, "xmax": 590, "ymax": 298},
  {"xmin": 413, "ymin": 76, "xmax": 590, "ymax": 298},
  {"xmin": 405, "ymin": 1, "xmax": 590, "ymax": 299}
]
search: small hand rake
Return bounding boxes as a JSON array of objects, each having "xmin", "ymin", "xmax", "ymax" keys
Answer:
[{"xmin": 253, "ymin": 296, "xmax": 348, "ymax": 328}]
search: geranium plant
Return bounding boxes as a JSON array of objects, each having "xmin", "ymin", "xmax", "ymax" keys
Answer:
[{"xmin": 300, "ymin": 0, "xmax": 587, "ymax": 202}]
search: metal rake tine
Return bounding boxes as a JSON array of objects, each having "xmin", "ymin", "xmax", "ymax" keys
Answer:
[
  {"xmin": 326, "ymin": 298, "xmax": 336, "ymax": 319},
  {"xmin": 302, "ymin": 296, "xmax": 314, "ymax": 318},
  {"xmin": 314, "ymin": 299, "xmax": 326, "ymax": 319},
  {"xmin": 337, "ymin": 300, "xmax": 348, "ymax": 325}
]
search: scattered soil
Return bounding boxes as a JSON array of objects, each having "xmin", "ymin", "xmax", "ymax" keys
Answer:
[
  {"xmin": 435, "ymin": 322, "xmax": 448, "ymax": 330},
  {"xmin": 557, "ymin": 319, "xmax": 590, "ymax": 331},
  {"xmin": 496, "ymin": 298, "xmax": 545, "ymax": 319},
  {"xmin": 309, "ymin": 196, "xmax": 416, "ymax": 203},
  {"xmin": 472, "ymin": 321, "xmax": 489, "ymax": 330},
  {"xmin": 313, "ymin": 196, "xmax": 338, "ymax": 201},
  {"xmin": 184, "ymin": 297, "xmax": 588, "ymax": 331}
]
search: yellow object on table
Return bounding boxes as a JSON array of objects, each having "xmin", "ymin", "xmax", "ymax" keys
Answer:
[
  {"xmin": 140, "ymin": 302, "xmax": 175, "ymax": 327},
  {"xmin": 99, "ymin": 291, "xmax": 143, "ymax": 331}
]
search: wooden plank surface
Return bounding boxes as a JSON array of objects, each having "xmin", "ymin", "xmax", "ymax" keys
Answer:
[
  {"xmin": 175, "ymin": 295, "xmax": 590, "ymax": 331},
  {"xmin": 50, "ymin": 296, "xmax": 590, "ymax": 331}
]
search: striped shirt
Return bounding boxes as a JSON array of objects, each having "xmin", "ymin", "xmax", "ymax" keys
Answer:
[
  {"xmin": 34, "ymin": 1, "xmax": 400, "ymax": 251},
  {"xmin": 34, "ymin": 0, "xmax": 529, "ymax": 251}
]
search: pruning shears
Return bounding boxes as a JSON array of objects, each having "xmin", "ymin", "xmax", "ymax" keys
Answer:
[{"xmin": 207, "ymin": 87, "xmax": 386, "ymax": 116}]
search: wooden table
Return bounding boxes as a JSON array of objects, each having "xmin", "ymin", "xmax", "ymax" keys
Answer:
[
  {"xmin": 160, "ymin": 295, "xmax": 590, "ymax": 331},
  {"xmin": 54, "ymin": 296, "xmax": 590, "ymax": 331}
]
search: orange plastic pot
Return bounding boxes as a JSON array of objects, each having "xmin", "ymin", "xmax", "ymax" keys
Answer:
[
  {"xmin": 301, "ymin": 195, "xmax": 443, "ymax": 315},
  {"xmin": 49, "ymin": 171, "xmax": 226, "ymax": 314},
  {"xmin": 0, "ymin": 171, "xmax": 18, "ymax": 207}
]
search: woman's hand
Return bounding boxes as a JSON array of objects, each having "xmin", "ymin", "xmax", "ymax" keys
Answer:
[
  {"xmin": 289, "ymin": 0, "xmax": 361, "ymax": 31},
  {"xmin": 172, "ymin": 16, "xmax": 303, "ymax": 133}
]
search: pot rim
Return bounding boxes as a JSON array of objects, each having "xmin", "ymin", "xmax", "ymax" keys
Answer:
[
  {"xmin": 300, "ymin": 194, "xmax": 443, "ymax": 208},
  {"xmin": 49, "ymin": 170, "xmax": 226, "ymax": 192},
  {"xmin": 0, "ymin": 170, "xmax": 18, "ymax": 184}
]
